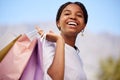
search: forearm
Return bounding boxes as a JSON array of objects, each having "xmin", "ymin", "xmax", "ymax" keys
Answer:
[
  {"xmin": 47, "ymin": 37, "xmax": 65, "ymax": 80},
  {"xmin": 36, "ymin": 27, "xmax": 65, "ymax": 79}
]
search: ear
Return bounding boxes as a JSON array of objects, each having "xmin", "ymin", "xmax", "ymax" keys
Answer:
[
  {"xmin": 57, "ymin": 21, "xmax": 61, "ymax": 30},
  {"xmin": 82, "ymin": 23, "xmax": 86, "ymax": 30}
]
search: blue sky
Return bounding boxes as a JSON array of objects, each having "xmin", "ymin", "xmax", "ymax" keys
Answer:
[{"xmin": 0, "ymin": 0, "xmax": 120, "ymax": 35}]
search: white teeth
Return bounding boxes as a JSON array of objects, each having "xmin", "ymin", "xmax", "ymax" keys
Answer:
[{"xmin": 68, "ymin": 22, "xmax": 77, "ymax": 26}]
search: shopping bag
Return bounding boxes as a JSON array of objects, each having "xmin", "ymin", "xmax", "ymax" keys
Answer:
[
  {"xmin": 0, "ymin": 34, "xmax": 37, "ymax": 80},
  {"xmin": 20, "ymin": 38, "xmax": 43, "ymax": 80},
  {"xmin": 0, "ymin": 35, "xmax": 21, "ymax": 62}
]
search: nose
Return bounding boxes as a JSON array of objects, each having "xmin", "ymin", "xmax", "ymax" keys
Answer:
[{"xmin": 69, "ymin": 14, "xmax": 76, "ymax": 20}]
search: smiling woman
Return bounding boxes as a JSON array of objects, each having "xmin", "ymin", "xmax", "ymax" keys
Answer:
[
  {"xmin": 0, "ymin": 0, "xmax": 120, "ymax": 80},
  {"xmin": 36, "ymin": 1, "xmax": 88, "ymax": 80}
]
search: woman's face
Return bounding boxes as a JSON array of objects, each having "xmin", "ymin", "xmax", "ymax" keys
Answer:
[{"xmin": 57, "ymin": 4, "xmax": 86, "ymax": 37}]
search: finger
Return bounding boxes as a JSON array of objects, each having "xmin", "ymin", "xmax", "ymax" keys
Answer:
[
  {"xmin": 35, "ymin": 26, "xmax": 44, "ymax": 37},
  {"xmin": 35, "ymin": 26, "xmax": 43, "ymax": 34}
]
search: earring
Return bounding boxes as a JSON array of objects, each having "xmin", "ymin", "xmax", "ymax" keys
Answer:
[{"xmin": 81, "ymin": 30, "xmax": 84, "ymax": 36}]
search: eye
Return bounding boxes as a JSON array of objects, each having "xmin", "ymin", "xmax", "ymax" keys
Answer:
[
  {"xmin": 64, "ymin": 12, "xmax": 70, "ymax": 16},
  {"xmin": 77, "ymin": 13, "xmax": 83, "ymax": 18},
  {"xmin": 63, "ymin": 10, "xmax": 71, "ymax": 16}
]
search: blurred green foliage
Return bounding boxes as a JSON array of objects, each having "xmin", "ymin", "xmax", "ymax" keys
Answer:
[{"xmin": 97, "ymin": 56, "xmax": 120, "ymax": 80}]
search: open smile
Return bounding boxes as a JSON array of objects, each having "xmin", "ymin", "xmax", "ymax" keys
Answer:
[{"xmin": 67, "ymin": 21, "xmax": 78, "ymax": 27}]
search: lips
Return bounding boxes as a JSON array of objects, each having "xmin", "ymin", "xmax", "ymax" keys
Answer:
[{"xmin": 67, "ymin": 21, "xmax": 78, "ymax": 27}]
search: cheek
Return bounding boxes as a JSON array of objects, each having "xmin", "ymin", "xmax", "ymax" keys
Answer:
[
  {"xmin": 59, "ymin": 18, "xmax": 66, "ymax": 27},
  {"xmin": 78, "ymin": 22, "xmax": 86, "ymax": 32},
  {"xmin": 80, "ymin": 18, "xmax": 85, "ymax": 24},
  {"xmin": 79, "ymin": 18, "xmax": 86, "ymax": 28}
]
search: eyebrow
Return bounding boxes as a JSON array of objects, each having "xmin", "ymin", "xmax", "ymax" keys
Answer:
[
  {"xmin": 63, "ymin": 9, "xmax": 70, "ymax": 13},
  {"xmin": 63, "ymin": 9, "xmax": 83, "ymax": 14}
]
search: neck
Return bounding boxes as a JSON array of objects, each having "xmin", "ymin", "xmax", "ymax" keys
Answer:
[{"xmin": 60, "ymin": 33, "xmax": 77, "ymax": 47}]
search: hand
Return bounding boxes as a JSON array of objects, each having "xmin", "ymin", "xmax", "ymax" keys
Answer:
[{"xmin": 35, "ymin": 26, "xmax": 64, "ymax": 42}]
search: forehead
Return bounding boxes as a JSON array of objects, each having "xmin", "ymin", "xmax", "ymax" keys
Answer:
[{"xmin": 63, "ymin": 4, "xmax": 82, "ymax": 12}]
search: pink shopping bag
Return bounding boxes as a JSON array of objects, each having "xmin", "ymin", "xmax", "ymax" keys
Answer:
[
  {"xmin": 0, "ymin": 35, "xmax": 21, "ymax": 62},
  {"xmin": 20, "ymin": 39, "xmax": 43, "ymax": 80},
  {"xmin": 0, "ymin": 34, "xmax": 37, "ymax": 80}
]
